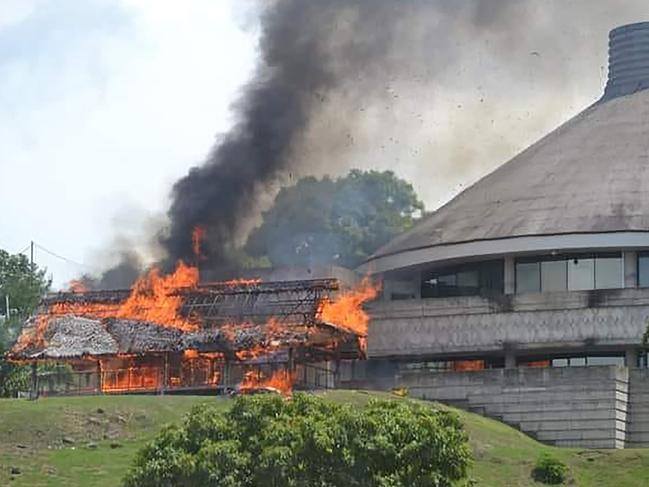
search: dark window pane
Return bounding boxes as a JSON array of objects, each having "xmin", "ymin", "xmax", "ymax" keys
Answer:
[
  {"xmin": 541, "ymin": 260, "xmax": 567, "ymax": 292},
  {"xmin": 568, "ymin": 257, "xmax": 595, "ymax": 290},
  {"xmin": 595, "ymin": 256, "xmax": 623, "ymax": 289},
  {"xmin": 421, "ymin": 260, "xmax": 503, "ymax": 298},
  {"xmin": 457, "ymin": 271, "xmax": 479, "ymax": 288},
  {"xmin": 437, "ymin": 273, "xmax": 457, "ymax": 287},
  {"xmin": 639, "ymin": 255, "xmax": 649, "ymax": 287},
  {"xmin": 516, "ymin": 262, "xmax": 540, "ymax": 293},
  {"xmin": 480, "ymin": 260, "xmax": 504, "ymax": 293}
]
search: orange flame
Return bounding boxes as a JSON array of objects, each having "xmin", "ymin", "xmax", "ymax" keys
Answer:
[
  {"xmin": 16, "ymin": 260, "xmax": 200, "ymax": 353},
  {"xmin": 192, "ymin": 226, "xmax": 206, "ymax": 261},
  {"xmin": 100, "ymin": 360, "xmax": 161, "ymax": 393},
  {"xmin": 114, "ymin": 261, "xmax": 199, "ymax": 331},
  {"xmin": 183, "ymin": 349, "xmax": 199, "ymax": 359},
  {"xmin": 68, "ymin": 279, "xmax": 88, "ymax": 293},
  {"xmin": 317, "ymin": 278, "xmax": 380, "ymax": 336},
  {"xmin": 239, "ymin": 368, "xmax": 295, "ymax": 396},
  {"xmin": 51, "ymin": 261, "xmax": 199, "ymax": 331},
  {"xmin": 13, "ymin": 315, "xmax": 50, "ymax": 352}
]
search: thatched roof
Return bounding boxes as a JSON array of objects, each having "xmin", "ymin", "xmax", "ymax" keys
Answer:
[{"xmin": 9, "ymin": 279, "xmax": 359, "ymax": 361}]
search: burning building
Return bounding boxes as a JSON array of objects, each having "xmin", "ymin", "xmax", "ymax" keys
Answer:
[
  {"xmin": 10, "ymin": 17, "xmax": 649, "ymax": 451},
  {"xmin": 352, "ymin": 22, "xmax": 649, "ymax": 449},
  {"xmin": 9, "ymin": 261, "xmax": 378, "ymax": 397}
]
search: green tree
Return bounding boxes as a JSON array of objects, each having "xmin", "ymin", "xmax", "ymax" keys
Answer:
[
  {"xmin": 124, "ymin": 393, "xmax": 471, "ymax": 487},
  {"xmin": 0, "ymin": 249, "xmax": 50, "ymax": 347},
  {"xmin": 0, "ymin": 249, "xmax": 50, "ymax": 397},
  {"xmin": 245, "ymin": 170, "xmax": 424, "ymax": 268}
]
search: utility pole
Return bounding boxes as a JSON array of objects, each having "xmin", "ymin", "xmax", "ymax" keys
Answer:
[{"xmin": 30, "ymin": 241, "xmax": 34, "ymax": 270}]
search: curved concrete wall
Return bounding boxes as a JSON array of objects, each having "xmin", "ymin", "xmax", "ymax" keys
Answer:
[{"xmin": 367, "ymin": 288, "xmax": 649, "ymax": 358}]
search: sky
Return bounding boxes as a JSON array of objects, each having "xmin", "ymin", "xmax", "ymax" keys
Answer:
[
  {"xmin": 0, "ymin": 1, "xmax": 647, "ymax": 289},
  {"xmin": 0, "ymin": 0, "xmax": 258, "ymax": 287}
]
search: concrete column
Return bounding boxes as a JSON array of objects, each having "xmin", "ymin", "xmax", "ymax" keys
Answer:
[
  {"xmin": 624, "ymin": 251, "xmax": 638, "ymax": 288},
  {"xmin": 505, "ymin": 352, "xmax": 516, "ymax": 369},
  {"xmin": 626, "ymin": 349, "xmax": 639, "ymax": 369},
  {"xmin": 504, "ymin": 256, "xmax": 516, "ymax": 295}
]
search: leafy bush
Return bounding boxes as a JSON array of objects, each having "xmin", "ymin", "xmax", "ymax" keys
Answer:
[
  {"xmin": 0, "ymin": 361, "xmax": 30, "ymax": 397},
  {"xmin": 124, "ymin": 393, "xmax": 471, "ymax": 487},
  {"xmin": 532, "ymin": 452, "xmax": 568, "ymax": 484}
]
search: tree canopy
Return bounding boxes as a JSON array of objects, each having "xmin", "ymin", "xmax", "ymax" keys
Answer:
[
  {"xmin": 0, "ymin": 249, "xmax": 50, "ymax": 349},
  {"xmin": 124, "ymin": 393, "xmax": 471, "ymax": 487},
  {"xmin": 0, "ymin": 249, "xmax": 50, "ymax": 397},
  {"xmin": 245, "ymin": 170, "xmax": 425, "ymax": 269}
]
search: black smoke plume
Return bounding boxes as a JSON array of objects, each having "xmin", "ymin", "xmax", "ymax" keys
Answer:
[
  {"xmin": 161, "ymin": 0, "xmax": 522, "ymax": 274},
  {"xmin": 84, "ymin": 0, "xmax": 647, "ymax": 286}
]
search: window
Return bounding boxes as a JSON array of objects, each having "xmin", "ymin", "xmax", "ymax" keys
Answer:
[
  {"xmin": 421, "ymin": 260, "xmax": 503, "ymax": 298},
  {"xmin": 639, "ymin": 253, "xmax": 649, "ymax": 287},
  {"xmin": 550, "ymin": 355, "xmax": 624, "ymax": 367},
  {"xmin": 516, "ymin": 262, "xmax": 540, "ymax": 293},
  {"xmin": 516, "ymin": 253, "xmax": 622, "ymax": 294},
  {"xmin": 595, "ymin": 255, "xmax": 623, "ymax": 289},
  {"xmin": 541, "ymin": 260, "xmax": 567, "ymax": 292},
  {"xmin": 568, "ymin": 257, "xmax": 595, "ymax": 290},
  {"xmin": 587, "ymin": 356, "xmax": 625, "ymax": 366}
]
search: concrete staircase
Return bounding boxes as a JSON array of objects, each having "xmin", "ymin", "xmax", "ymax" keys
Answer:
[{"xmin": 402, "ymin": 366, "xmax": 630, "ymax": 448}]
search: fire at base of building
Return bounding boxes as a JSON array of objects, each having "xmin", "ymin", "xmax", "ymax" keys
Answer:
[{"xmin": 8, "ymin": 267, "xmax": 377, "ymax": 397}]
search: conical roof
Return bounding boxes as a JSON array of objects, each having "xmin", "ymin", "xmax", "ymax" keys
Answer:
[{"xmin": 365, "ymin": 87, "xmax": 649, "ymax": 270}]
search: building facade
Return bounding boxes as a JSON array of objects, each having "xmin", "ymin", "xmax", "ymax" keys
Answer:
[{"xmin": 354, "ymin": 22, "xmax": 649, "ymax": 448}]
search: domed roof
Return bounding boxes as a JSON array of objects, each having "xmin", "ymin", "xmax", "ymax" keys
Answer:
[{"xmin": 364, "ymin": 87, "xmax": 649, "ymax": 270}]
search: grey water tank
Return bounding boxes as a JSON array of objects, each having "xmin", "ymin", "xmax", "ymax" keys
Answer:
[{"xmin": 604, "ymin": 21, "xmax": 649, "ymax": 100}]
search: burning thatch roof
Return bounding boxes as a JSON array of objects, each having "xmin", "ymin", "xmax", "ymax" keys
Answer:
[{"xmin": 9, "ymin": 278, "xmax": 364, "ymax": 361}]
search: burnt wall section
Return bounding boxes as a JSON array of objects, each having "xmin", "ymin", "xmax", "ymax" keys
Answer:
[
  {"xmin": 367, "ymin": 288, "xmax": 649, "ymax": 358},
  {"xmin": 401, "ymin": 366, "xmax": 629, "ymax": 449}
]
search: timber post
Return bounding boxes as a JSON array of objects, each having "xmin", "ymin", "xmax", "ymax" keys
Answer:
[{"xmin": 30, "ymin": 362, "xmax": 38, "ymax": 400}]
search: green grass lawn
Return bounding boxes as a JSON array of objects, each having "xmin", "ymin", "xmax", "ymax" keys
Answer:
[{"xmin": 0, "ymin": 391, "xmax": 648, "ymax": 486}]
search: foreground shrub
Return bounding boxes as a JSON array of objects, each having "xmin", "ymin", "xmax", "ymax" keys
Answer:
[
  {"xmin": 532, "ymin": 452, "xmax": 568, "ymax": 484},
  {"xmin": 124, "ymin": 393, "xmax": 471, "ymax": 487}
]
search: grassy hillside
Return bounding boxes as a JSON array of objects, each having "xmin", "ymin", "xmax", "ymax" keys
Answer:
[{"xmin": 0, "ymin": 391, "xmax": 648, "ymax": 486}]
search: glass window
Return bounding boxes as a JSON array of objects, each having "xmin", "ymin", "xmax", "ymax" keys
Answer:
[
  {"xmin": 421, "ymin": 260, "xmax": 503, "ymax": 298},
  {"xmin": 568, "ymin": 257, "xmax": 595, "ymax": 290},
  {"xmin": 586, "ymin": 356, "xmax": 624, "ymax": 366},
  {"xmin": 457, "ymin": 270, "xmax": 479, "ymax": 288},
  {"xmin": 639, "ymin": 253, "xmax": 649, "ymax": 287},
  {"xmin": 541, "ymin": 260, "xmax": 567, "ymax": 292},
  {"xmin": 595, "ymin": 256, "xmax": 623, "ymax": 289},
  {"xmin": 516, "ymin": 262, "xmax": 540, "ymax": 293},
  {"xmin": 437, "ymin": 273, "xmax": 456, "ymax": 287},
  {"xmin": 569, "ymin": 357, "xmax": 586, "ymax": 367}
]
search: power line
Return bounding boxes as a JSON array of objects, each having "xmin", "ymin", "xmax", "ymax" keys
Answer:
[
  {"xmin": 33, "ymin": 243, "xmax": 96, "ymax": 270},
  {"xmin": 16, "ymin": 245, "xmax": 30, "ymax": 256}
]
